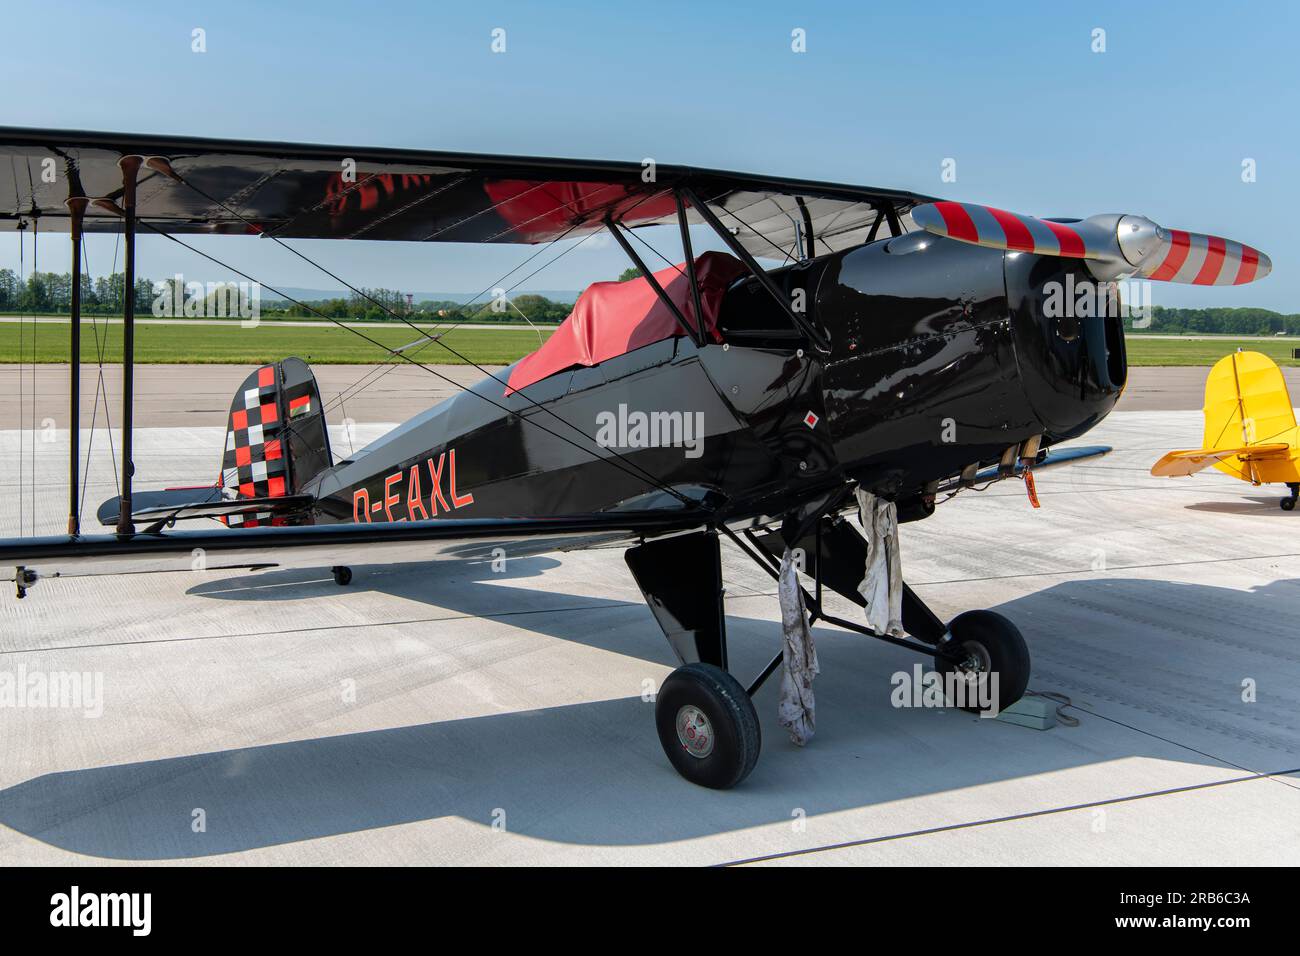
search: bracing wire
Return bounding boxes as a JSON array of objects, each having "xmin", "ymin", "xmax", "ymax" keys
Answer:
[
  {"xmin": 319, "ymin": 215, "xmax": 590, "ymax": 417},
  {"xmin": 146, "ymin": 173, "xmax": 694, "ymax": 505},
  {"xmin": 716, "ymin": 199, "xmax": 800, "ymax": 263},
  {"xmin": 16, "ymin": 220, "xmax": 25, "ymax": 536},
  {"xmin": 136, "ymin": 219, "xmax": 696, "ymax": 509},
  {"xmin": 30, "ymin": 216, "xmax": 38, "ymax": 535},
  {"xmin": 172, "ymin": 172, "xmax": 644, "ymax": 441},
  {"xmin": 23, "ymin": 161, "xmax": 39, "ymax": 535},
  {"xmin": 326, "ymin": 224, "xmax": 603, "ymax": 416},
  {"xmin": 625, "ymin": 223, "xmax": 687, "ymax": 277},
  {"xmin": 78, "ymin": 230, "xmax": 120, "ymax": 523}
]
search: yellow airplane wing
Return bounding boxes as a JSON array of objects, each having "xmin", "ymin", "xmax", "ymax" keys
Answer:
[{"xmin": 1151, "ymin": 444, "xmax": 1291, "ymax": 478}]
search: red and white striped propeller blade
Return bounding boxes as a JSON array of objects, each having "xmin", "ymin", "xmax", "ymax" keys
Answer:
[
  {"xmin": 911, "ymin": 201, "xmax": 1271, "ymax": 286},
  {"xmin": 1136, "ymin": 228, "xmax": 1269, "ymax": 286}
]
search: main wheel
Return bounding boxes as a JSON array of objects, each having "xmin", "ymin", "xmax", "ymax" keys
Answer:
[
  {"xmin": 935, "ymin": 610, "xmax": 1031, "ymax": 714},
  {"xmin": 332, "ymin": 565, "xmax": 353, "ymax": 586},
  {"xmin": 1281, "ymin": 497, "xmax": 1296, "ymax": 511},
  {"xmin": 655, "ymin": 663, "xmax": 761, "ymax": 789}
]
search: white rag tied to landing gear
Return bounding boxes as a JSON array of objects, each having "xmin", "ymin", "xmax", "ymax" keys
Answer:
[
  {"xmin": 775, "ymin": 491, "xmax": 904, "ymax": 746},
  {"xmin": 777, "ymin": 548, "xmax": 819, "ymax": 746},
  {"xmin": 855, "ymin": 489, "xmax": 903, "ymax": 637}
]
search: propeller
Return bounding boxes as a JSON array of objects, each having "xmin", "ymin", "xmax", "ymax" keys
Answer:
[{"xmin": 910, "ymin": 201, "xmax": 1271, "ymax": 285}]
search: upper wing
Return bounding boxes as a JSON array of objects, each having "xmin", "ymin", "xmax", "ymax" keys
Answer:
[
  {"xmin": 0, "ymin": 126, "xmax": 935, "ymax": 257},
  {"xmin": 1150, "ymin": 444, "xmax": 1291, "ymax": 477}
]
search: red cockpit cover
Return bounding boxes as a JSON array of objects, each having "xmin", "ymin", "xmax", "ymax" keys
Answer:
[{"xmin": 505, "ymin": 251, "xmax": 746, "ymax": 394}]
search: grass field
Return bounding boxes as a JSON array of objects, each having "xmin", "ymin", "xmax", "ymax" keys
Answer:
[
  {"xmin": 0, "ymin": 321, "xmax": 551, "ymax": 365},
  {"xmin": 1123, "ymin": 336, "xmax": 1300, "ymax": 366},
  {"xmin": 0, "ymin": 320, "xmax": 1294, "ymax": 367}
]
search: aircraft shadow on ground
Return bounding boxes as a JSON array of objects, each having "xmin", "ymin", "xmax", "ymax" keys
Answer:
[
  {"xmin": 1183, "ymin": 496, "xmax": 1297, "ymax": 515},
  {"xmin": 2, "ymin": 570, "xmax": 1298, "ymax": 860},
  {"xmin": 183, "ymin": 557, "xmax": 675, "ymax": 666}
]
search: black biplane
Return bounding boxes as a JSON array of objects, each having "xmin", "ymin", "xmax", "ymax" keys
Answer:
[{"xmin": 0, "ymin": 128, "xmax": 1272, "ymax": 787}]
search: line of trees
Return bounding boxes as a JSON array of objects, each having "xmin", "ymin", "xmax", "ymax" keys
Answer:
[
  {"xmin": 275, "ymin": 290, "xmax": 573, "ymax": 323},
  {"xmin": 0, "ymin": 269, "xmax": 575, "ymax": 323},
  {"xmin": 1124, "ymin": 307, "xmax": 1300, "ymax": 336},
  {"xmin": 0, "ymin": 268, "xmax": 150, "ymax": 314}
]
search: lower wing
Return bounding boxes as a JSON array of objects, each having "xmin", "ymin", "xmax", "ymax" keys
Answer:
[{"xmin": 0, "ymin": 510, "xmax": 707, "ymax": 582}]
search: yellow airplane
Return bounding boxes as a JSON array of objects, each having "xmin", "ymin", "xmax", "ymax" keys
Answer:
[{"xmin": 1152, "ymin": 350, "xmax": 1300, "ymax": 509}]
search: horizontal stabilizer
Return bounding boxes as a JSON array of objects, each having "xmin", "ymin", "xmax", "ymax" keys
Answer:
[
  {"xmin": 97, "ymin": 487, "xmax": 315, "ymax": 527},
  {"xmin": 1150, "ymin": 444, "xmax": 1291, "ymax": 478}
]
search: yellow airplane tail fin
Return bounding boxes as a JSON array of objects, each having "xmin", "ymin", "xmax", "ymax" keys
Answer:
[
  {"xmin": 1151, "ymin": 351, "xmax": 1299, "ymax": 481},
  {"xmin": 1202, "ymin": 350, "xmax": 1296, "ymax": 449}
]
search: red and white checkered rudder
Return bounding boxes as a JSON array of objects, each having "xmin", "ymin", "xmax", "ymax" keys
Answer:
[{"xmin": 216, "ymin": 357, "xmax": 333, "ymax": 527}]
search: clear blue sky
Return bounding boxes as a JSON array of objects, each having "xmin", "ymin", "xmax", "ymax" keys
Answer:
[{"xmin": 3, "ymin": 0, "xmax": 1297, "ymax": 310}]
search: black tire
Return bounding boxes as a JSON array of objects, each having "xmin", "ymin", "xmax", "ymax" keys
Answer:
[
  {"xmin": 934, "ymin": 610, "xmax": 1030, "ymax": 714},
  {"xmin": 655, "ymin": 663, "xmax": 761, "ymax": 789},
  {"xmin": 332, "ymin": 565, "xmax": 353, "ymax": 586},
  {"xmin": 1281, "ymin": 497, "xmax": 1296, "ymax": 511}
]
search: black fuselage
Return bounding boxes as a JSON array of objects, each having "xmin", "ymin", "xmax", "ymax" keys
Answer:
[{"xmin": 308, "ymin": 235, "xmax": 1126, "ymax": 531}]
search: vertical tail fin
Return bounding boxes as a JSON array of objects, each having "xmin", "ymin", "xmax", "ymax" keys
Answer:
[
  {"xmin": 218, "ymin": 357, "xmax": 332, "ymax": 527},
  {"xmin": 1202, "ymin": 350, "xmax": 1297, "ymax": 450}
]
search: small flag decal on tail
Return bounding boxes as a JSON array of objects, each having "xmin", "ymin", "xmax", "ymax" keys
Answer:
[{"xmin": 289, "ymin": 395, "xmax": 312, "ymax": 419}]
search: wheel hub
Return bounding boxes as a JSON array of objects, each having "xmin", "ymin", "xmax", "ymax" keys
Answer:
[
  {"xmin": 955, "ymin": 641, "xmax": 992, "ymax": 684},
  {"xmin": 675, "ymin": 705, "xmax": 715, "ymax": 758}
]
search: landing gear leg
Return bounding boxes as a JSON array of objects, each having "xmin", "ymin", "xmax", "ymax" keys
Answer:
[
  {"xmin": 627, "ymin": 530, "xmax": 764, "ymax": 789},
  {"xmin": 736, "ymin": 513, "xmax": 1032, "ymax": 714},
  {"xmin": 1281, "ymin": 483, "xmax": 1298, "ymax": 511}
]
